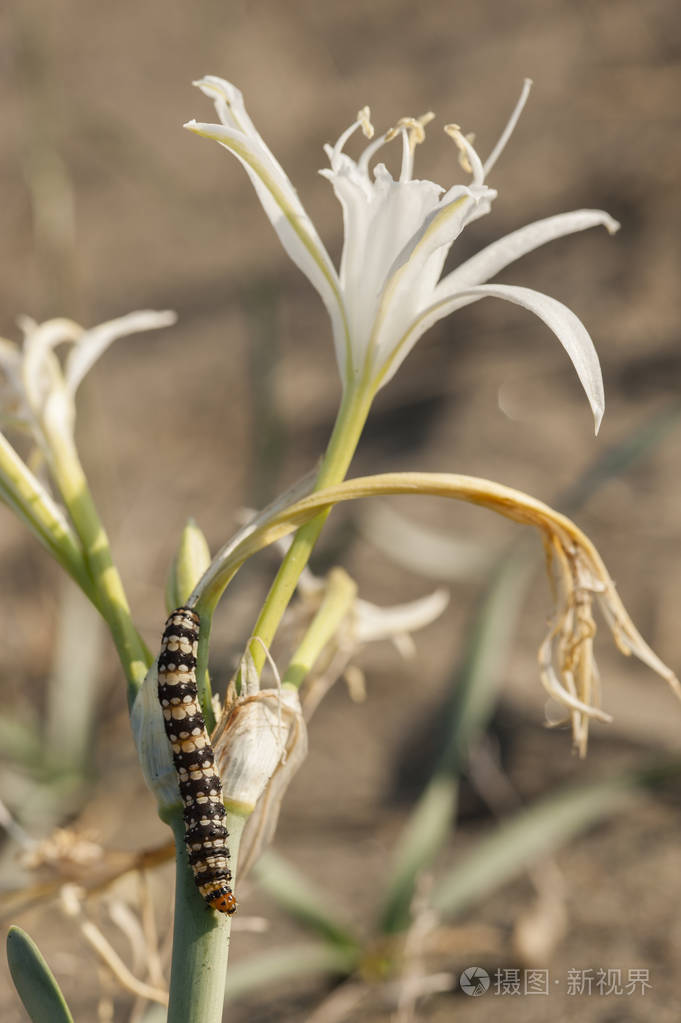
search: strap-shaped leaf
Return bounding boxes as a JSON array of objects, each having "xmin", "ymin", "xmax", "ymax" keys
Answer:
[
  {"xmin": 430, "ymin": 761, "xmax": 681, "ymax": 919},
  {"xmin": 254, "ymin": 850, "xmax": 361, "ymax": 952},
  {"xmin": 7, "ymin": 926, "xmax": 74, "ymax": 1023}
]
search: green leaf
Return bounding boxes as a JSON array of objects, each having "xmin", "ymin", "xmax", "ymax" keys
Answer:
[
  {"xmin": 254, "ymin": 850, "xmax": 361, "ymax": 952},
  {"xmin": 378, "ymin": 550, "xmax": 533, "ymax": 934},
  {"xmin": 225, "ymin": 942, "xmax": 359, "ymax": 1000},
  {"xmin": 6, "ymin": 926, "xmax": 74, "ymax": 1023},
  {"xmin": 430, "ymin": 761, "xmax": 681, "ymax": 918}
]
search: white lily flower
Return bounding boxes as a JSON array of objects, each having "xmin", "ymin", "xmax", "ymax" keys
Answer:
[
  {"xmin": 0, "ymin": 310, "xmax": 176, "ymax": 461},
  {"xmin": 186, "ymin": 77, "xmax": 618, "ymax": 432}
]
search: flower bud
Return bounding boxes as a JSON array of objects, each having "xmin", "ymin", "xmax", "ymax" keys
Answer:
[{"xmin": 165, "ymin": 518, "xmax": 211, "ymax": 610}]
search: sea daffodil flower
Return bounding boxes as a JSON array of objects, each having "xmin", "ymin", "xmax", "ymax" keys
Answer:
[
  {"xmin": 186, "ymin": 76, "xmax": 618, "ymax": 432},
  {"xmin": 0, "ymin": 310, "xmax": 176, "ymax": 467},
  {"xmin": 0, "ymin": 310, "xmax": 175, "ymax": 576}
]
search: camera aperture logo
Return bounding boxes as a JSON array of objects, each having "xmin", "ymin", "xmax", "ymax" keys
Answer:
[{"xmin": 460, "ymin": 967, "xmax": 490, "ymax": 996}]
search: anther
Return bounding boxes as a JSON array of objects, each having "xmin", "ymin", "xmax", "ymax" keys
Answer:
[
  {"xmin": 357, "ymin": 106, "xmax": 374, "ymax": 140},
  {"xmin": 444, "ymin": 123, "xmax": 475, "ymax": 176}
]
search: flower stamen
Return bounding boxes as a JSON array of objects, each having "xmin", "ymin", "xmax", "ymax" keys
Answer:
[
  {"xmin": 396, "ymin": 115, "xmax": 431, "ymax": 150},
  {"xmin": 357, "ymin": 106, "xmax": 374, "ymax": 140},
  {"xmin": 483, "ymin": 77, "xmax": 532, "ymax": 176},
  {"xmin": 357, "ymin": 129, "xmax": 393, "ymax": 174},
  {"xmin": 330, "ymin": 107, "xmax": 374, "ymax": 163},
  {"xmin": 444, "ymin": 123, "xmax": 484, "ymax": 184}
]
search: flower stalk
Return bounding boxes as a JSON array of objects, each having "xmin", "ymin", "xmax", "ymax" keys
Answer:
[
  {"xmin": 47, "ymin": 426, "xmax": 150, "ymax": 698},
  {"xmin": 248, "ymin": 382, "xmax": 373, "ymax": 676},
  {"xmin": 0, "ymin": 431, "xmax": 97, "ymax": 601}
]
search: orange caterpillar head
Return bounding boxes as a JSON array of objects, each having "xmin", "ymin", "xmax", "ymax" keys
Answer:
[{"xmin": 207, "ymin": 888, "xmax": 238, "ymax": 915}]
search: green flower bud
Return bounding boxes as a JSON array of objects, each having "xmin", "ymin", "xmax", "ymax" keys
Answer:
[{"xmin": 166, "ymin": 518, "xmax": 211, "ymax": 610}]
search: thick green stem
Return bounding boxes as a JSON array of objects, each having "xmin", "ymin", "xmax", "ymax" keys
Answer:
[
  {"xmin": 248, "ymin": 384, "xmax": 373, "ymax": 675},
  {"xmin": 166, "ymin": 808, "xmax": 246, "ymax": 1023}
]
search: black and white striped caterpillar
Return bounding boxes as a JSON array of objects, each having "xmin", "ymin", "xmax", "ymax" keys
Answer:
[{"xmin": 157, "ymin": 606, "xmax": 237, "ymax": 915}]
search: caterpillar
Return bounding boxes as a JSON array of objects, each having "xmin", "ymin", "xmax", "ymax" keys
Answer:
[{"xmin": 157, "ymin": 606, "xmax": 237, "ymax": 915}]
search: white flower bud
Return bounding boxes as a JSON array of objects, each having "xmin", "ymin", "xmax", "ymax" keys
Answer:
[{"xmin": 130, "ymin": 660, "xmax": 179, "ymax": 813}]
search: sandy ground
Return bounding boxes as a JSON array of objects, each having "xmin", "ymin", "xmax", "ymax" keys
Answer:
[{"xmin": 1, "ymin": 1, "xmax": 681, "ymax": 1019}]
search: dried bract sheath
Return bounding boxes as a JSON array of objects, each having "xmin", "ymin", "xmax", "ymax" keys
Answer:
[{"xmin": 212, "ymin": 685, "xmax": 307, "ymax": 878}]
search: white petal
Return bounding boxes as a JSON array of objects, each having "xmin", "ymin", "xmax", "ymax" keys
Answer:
[
  {"xmin": 186, "ymin": 111, "xmax": 349, "ymax": 380},
  {"xmin": 325, "ymin": 162, "xmax": 445, "ymax": 374},
  {"xmin": 195, "ymin": 76, "xmax": 267, "ymax": 145},
  {"xmin": 383, "ymin": 185, "xmax": 485, "ymax": 285},
  {"xmin": 379, "ymin": 284, "xmax": 605, "ymax": 432},
  {"xmin": 65, "ymin": 310, "xmax": 177, "ymax": 395},
  {"xmin": 437, "ymin": 210, "xmax": 620, "ymax": 293},
  {"xmin": 21, "ymin": 319, "xmax": 80, "ymax": 422},
  {"xmin": 353, "ymin": 587, "xmax": 450, "ymax": 644},
  {"xmin": 369, "ymin": 186, "xmax": 495, "ymax": 375}
]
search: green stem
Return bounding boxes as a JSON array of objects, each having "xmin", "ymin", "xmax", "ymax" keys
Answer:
[
  {"xmin": 48, "ymin": 431, "xmax": 150, "ymax": 701},
  {"xmin": 248, "ymin": 384, "xmax": 373, "ymax": 675},
  {"xmin": 166, "ymin": 807, "xmax": 246, "ymax": 1023}
]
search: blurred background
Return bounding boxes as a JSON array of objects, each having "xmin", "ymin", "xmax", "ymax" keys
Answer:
[{"xmin": 1, "ymin": 1, "xmax": 681, "ymax": 1020}]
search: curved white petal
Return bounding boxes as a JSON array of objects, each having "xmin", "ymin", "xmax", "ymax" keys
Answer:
[
  {"xmin": 378, "ymin": 283, "xmax": 605, "ymax": 432},
  {"xmin": 368, "ymin": 186, "xmax": 496, "ymax": 376},
  {"xmin": 186, "ymin": 95, "xmax": 350, "ymax": 379},
  {"xmin": 195, "ymin": 77, "xmax": 277, "ymax": 159},
  {"xmin": 384, "ymin": 185, "xmax": 489, "ymax": 286},
  {"xmin": 354, "ymin": 587, "xmax": 450, "ymax": 644},
  {"xmin": 21, "ymin": 319, "xmax": 81, "ymax": 422},
  {"xmin": 65, "ymin": 310, "xmax": 177, "ymax": 396},
  {"xmin": 437, "ymin": 210, "xmax": 620, "ymax": 294},
  {"xmin": 324, "ymin": 161, "xmax": 445, "ymax": 374}
]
